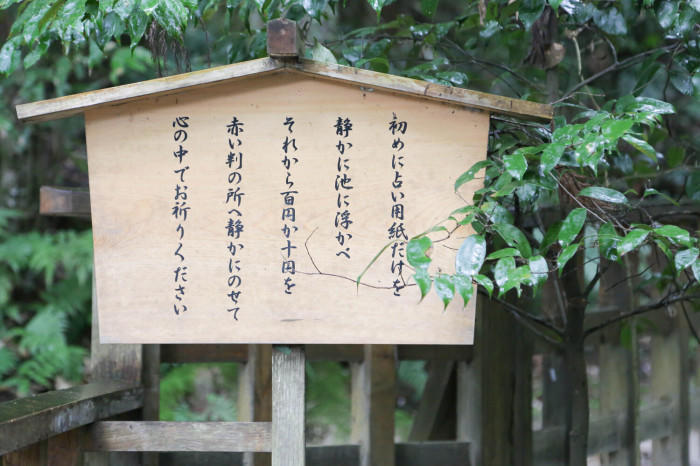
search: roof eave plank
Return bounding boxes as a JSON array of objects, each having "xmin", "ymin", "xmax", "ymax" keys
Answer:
[
  {"xmin": 291, "ymin": 59, "xmax": 553, "ymax": 121},
  {"xmin": 15, "ymin": 57, "xmax": 552, "ymax": 123},
  {"xmin": 15, "ymin": 57, "xmax": 284, "ymax": 123}
]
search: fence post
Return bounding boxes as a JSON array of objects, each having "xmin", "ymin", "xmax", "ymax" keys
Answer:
[
  {"xmin": 271, "ymin": 346, "xmax": 305, "ymax": 466},
  {"xmin": 597, "ymin": 260, "xmax": 639, "ymax": 466},
  {"xmin": 351, "ymin": 344, "xmax": 396, "ymax": 466},
  {"xmin": 239, "ymin": 344, "xmax": 273, "ymax": 466}
]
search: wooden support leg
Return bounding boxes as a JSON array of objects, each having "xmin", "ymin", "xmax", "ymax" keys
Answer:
[
  {"xmin": 2, "ymin": 441, "xmax": 47, "ymax": 466},
  {"xmin": 351, "ymin": 345, "xmax": 396, "ymax": 466},
  {"xmin": 142, "ymin": 344, "xmax": 161, "ymax": 466},
  {"xmin": 238, "ymin": 344, "xmax": 272, "ymax": 466},
  {"xmin": 271, "ymin": 346, "xmax": 305, "ymax": 466},
  {"xmin": 408, "ymin": 361, "xmax": 455, "ymax": 441},
  {"xmin": 84, "ymin": 276, "xmax": 142, "ymax": 466}
]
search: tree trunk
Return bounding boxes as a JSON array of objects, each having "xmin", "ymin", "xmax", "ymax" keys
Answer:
[
  {"xmin": 562, "ymin": 251, "xmax": 589, "ymax": 465},
  {"xmin": 564, "ymin": 296, "xmax": 588, "ymax": 465}
]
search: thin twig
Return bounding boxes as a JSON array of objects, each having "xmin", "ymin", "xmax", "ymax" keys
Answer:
[
  {"xmin": 584, "ymin": 290, "xmax": 700, "ymax": 337},
  {"xmin": 554, "ymin": 44, "xmax": 680, "ymax": 104}
]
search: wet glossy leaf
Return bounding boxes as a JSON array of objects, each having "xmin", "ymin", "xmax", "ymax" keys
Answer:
[
  {"xmin": 578, "ymin": 187, "xmax": 628, "ymax": 205},
  {"xmin": 528, "ymin": 255, "xmax": 548, "ymax": 289},
  {"xmin": 493, "ymin": 223, "xmax": 532, "ymax": 258},
  {"xmin": 413, "ymin": 268, "xmax": 432, "ymax": 301},
  {"xmin": 674, "ymin": 248, "xmax": 699, "ymax": 274},
  {"xmin": 420, "ymin": 0, "xmax": 439, "ymax": 17},
  {"xmin": 692, "ymin": 260, "xmax": 700, "ymax": 283},
  {"xmin": 602, "ymin": 119, "xmax": 634, "ymax": 139},
  {"xmin": 456, "ymin": 235, "xmax": 486, "ymax": 276},
  {"xmin": 598, "ymin": 223, "xmax": 619, "ymax": 261},
  {"xmin": 557, "ymin": 242, "xmax": 580, "ymax": 275},
  {"xmin": 486, "ymin": 248, "xmax": 520, "ymax": 260},
  {"xmin": 622, "ymin": 135, "xmax": 656, "ymax": 160},
  {"xmin": 494, "ymin": 256, "xmax": 515, "ymax": 289},
  {"xmin": 0, "ymin": 37, "xmax": 21, "ymax": 75},
  {"xmin": 642, "ymin": 188, "xmax": 679, "ymax": 206},
  {"xmin": 407, "ymin": 236, "xmax": 432, "ymax": 270},
  {"xmin": 311, "ymin": 41, "xmax": 337, "ymax": 64},
  {"xmin": 541, "ymin": 143, "xmax": 565, "ymax": 173},
  {"xmin": 504, "ymin": 152, "xmax": 527, "ymax": 180},
  {"xmin": 540, "ymin": 221, "xmax": 562, "ymax": 253},
  {"xmin": 434, "ymin": 274, "xmax": 454, "ymax": 310},
  {"xmin": 558, "ymin": 208, "xmax": 587, "ymax": 246},
  {"xmin": 654, "ymin": 225, "xmax": 692, "ymax": 246},
  {"xmin": 474, "ymin": 274, "xmax": 493, "ymax": 297},
  {"xmin": 618, "ymin": 229, "xmax": 649, "ymax": 256},
  {"xmin": 593, "ymin": 7, "xmax": 627, "ymax": 35},
  {"xmin": 452, "ymin": 273, "xmax": 473, "ymax": 307},
  {"xmin": 454, "ymin": 160, "xmax": 491, "ymax": 191}
]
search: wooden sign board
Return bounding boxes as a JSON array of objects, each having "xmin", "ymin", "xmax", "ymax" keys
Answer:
[{"xmin": 86, "ymin": 71, "xmax": 488, "ymax": 344}]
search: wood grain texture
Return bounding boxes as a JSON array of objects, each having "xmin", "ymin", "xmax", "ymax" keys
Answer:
[
  {"xmin": 86, "ymin": 72, "xmax": 481, "ymax": 345},
  {"xmin": 39, "ymin": 187, "xmax": 90, "ymax": 218},
  {"xmin": 16, "ymin": 58, "xmax": 283, "ymax": 123},
  {"xmin": 238, "ymin": 345, "xmax": 272, "ymax": 466},
  {"xmin": 86, "ymin": 422, "xmax": 271, "ymax": 452},
  {"xmin": 160, "ymin": 344, "xmax": 471, "ymax": 363},
  {"xmin": 271, "ymin": 347, "xmax": 305, "ymax": 466},
  {"xmin": 17, "ymin": 60, "xmax": 552, "ymax": 124},
  {"xmin": 351, "ymin": 345, "xmax": 396, "ymax": 466},
  {"xmin": 408, "ymin": 361, "xmax": 454, "ymax": 441},
  {"xmin": 266, "ymin": 19, "xmax": 301, "ymax": 58},
  {"xmin": 1, "ymin": 442, "xmax": 46, "ymax": 466},
  {"xmin": 0, "ymin": 383, "xmax": 142, "ymax": 456}
]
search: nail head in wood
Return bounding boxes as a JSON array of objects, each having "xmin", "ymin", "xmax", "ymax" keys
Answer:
[{"xmin": 267, "ymin": 18, "xmax": 302, "ymax": 58}]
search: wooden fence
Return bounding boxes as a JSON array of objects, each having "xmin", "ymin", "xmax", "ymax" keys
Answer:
[{"xmin": 0, "ymin": 188, "xmax": 698, "ymax": 465}]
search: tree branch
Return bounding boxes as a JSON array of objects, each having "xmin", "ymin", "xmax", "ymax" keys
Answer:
[
  {"xmin": 554, "ymin": 44, "xmax": 680, "ymax": 104},
  {"xmin": 478, "ymin": 288, "xmax": 564, "ymax": 347},
  {"xmin": 584, "ymin": 290, "xmax": 700, "ymax": 338}
]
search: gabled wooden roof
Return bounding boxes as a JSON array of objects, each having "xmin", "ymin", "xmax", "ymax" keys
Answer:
[{"xmin": 16, "ymin": 57, "xmax": 553, "ymax": 123}]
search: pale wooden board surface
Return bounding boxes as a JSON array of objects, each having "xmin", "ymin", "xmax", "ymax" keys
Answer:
[{"xmin": 87, "ymin": 72, "xmax": 486, "ymax": 344}]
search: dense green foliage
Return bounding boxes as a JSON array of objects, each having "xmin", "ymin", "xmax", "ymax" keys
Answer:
[{"xmin": 0, "ymin": 0, "xmax": 698, "ymax": 461}]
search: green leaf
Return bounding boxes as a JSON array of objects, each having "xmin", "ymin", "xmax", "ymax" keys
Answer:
[
  {"xmin": 642, "ymin": 188, "xmax": 679, "ymax": 206},
  {"xmin": 456, "ymin": 235, "xmax": 486, "ymax": 276},
  {"xmin": 618, "ymin": 229, "xmax": 649, "ymax": 256},
  {"xmin": 528, "ymin": 255, "xmax": 548, "ymax": 289},
  {"xmin": 367, "ymin": 0, "xmax": 392, "ymax": 19},
  {"xmin": 557, "ymin": 242, "xmax": 580, "ymax": 274},
  {"xmin": 474, "ymin": 274, "xmax": 493, "ymax": 297},
  {"xmin": 540, "ymin": 143, "xmax": 565, "ymax": 173},
  {"xmin": 674, "ymin": 248, "xmax": 699, "ymax": 274},
  {"xmin": 413, "ymin": 268, "xmax": 432, "ymax": 301},
  {"xmin": 454, "ymin": 160, "xmax": 491, "ymax": 191},
  {"xmin": 654, "ymin": 225, "xmax": 692, "ymax": 246},
  {"xmin": 502, "ymin": 266, "xmax": 531, "ymax": 296},
  {"xmin": 486, "ymin": 248, "xmax": 520, "ymax": 260},
  {"xmin": 540, "ymin": 221, "xmax": 562, "ymax": 252},
  {"xmin": 434, "ymin": 274, "xmax": 455, "ymax": 310},
  {"xmin": 622, "ymin": 135, "xmax": 656, "ymax": 159},
  {"xmin": 311, "ymin": 41, "xmax": 337, "ymax": 64},
  {"xmin": 493, "ymin": 223, "xmax": 532, "ymax": 258},
  {"xmin": 407, "ymin": 236, "xmax": 432, "ymax": 270},
  {"xmin": 0, "ymin": 36, "xmax": 21, "ymax": 75},
  {"xmin": 494, "ymin": 256, "xmax": 515, "ymax": 289},
  {"xmin": 602, "ymin": 119, "xmax": 634, "ymax": 139},
  {"xmin": 692, "ymin": 260, "xmax": 700, "ymax": 283},
  {"xmin": 593, "ymin": 7, "xmax": 627, "ymax": 35},
  {"xmin": 452, "ymin": 274, "xmax": 473, "ymax": 307},
  {"xmin": 632, "ymin": 97, "xmax": 675, "ymax": 115},
  {"xmin": 578, "ymin": 187, "xmax": 628, "ymax": 205},
  {"xmin": 504, "ymin": 152, "xmax": 527, "ymax": 180},
  {"xmin": 598, "ymin": 223, "xmax": 620, "ymax": 261},
  {"xmin": 558, "ymin": 208, "xmax": 587, "ymax": 246},
  {"xmin": 420, "ymin": 0, "xmax": 439, "ymax": 17}
]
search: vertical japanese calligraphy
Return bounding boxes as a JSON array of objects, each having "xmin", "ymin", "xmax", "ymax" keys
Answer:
[
  {"xmin": 225, "ymin": 117, "xmax": 246, "ymax": 320},
  {"xmin": 281, "ymin": 116, "xmax": 298, "ymax": 295},
  {"xmin": 333, "ymin": 117, "xmax": 354, "ymax": 259},
  {"xmin": 387, "ymin": 113, "xmax": 408, "ymax": 296},
  {"xmin": 172, "ymin": 116, "xmax": 191, "ymax": 315}
]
